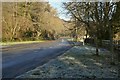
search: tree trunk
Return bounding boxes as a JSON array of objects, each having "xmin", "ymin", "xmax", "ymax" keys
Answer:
[
  {"xmin": 109, "ymin": 23, "xmax": 114, "ymax": 64},
  {"xmin": 95, "ymin": 36, "xmax": 99, "ymax": 56},
  {"xmin": 85, "ymin": 28, "xmax": 88, "ymax": 39},
  {"xmin": 75, "ymin": 27, "xmax": 78, "ymax": 42}
]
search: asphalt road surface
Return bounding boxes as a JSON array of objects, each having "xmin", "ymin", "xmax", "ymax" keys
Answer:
[{"xmin": 2, "ymin": 38, "xmax": 72, "ymax": 78}]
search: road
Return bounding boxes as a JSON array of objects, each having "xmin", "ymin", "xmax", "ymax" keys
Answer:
[{"xmin": 2, "ymin": 38, "xmax": 72, "ymax": 78}]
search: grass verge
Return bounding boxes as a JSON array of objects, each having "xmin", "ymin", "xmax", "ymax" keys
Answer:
[
  {"xmin": 17, "ymin": 45, "xmax": 118, "ymax": 78},
  {"xmin": 0, "ymin": 40, "xmax": 45, "ymax": 46}
]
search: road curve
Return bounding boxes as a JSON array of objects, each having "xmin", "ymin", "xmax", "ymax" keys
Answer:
[{"xmin": 2, "ymin": 38, "xmax": 72, "ymax": 78}]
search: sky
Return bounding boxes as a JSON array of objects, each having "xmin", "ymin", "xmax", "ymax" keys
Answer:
[{"xmin": 48, "ymin": 0, "xmax": 71, "ymax": 21}]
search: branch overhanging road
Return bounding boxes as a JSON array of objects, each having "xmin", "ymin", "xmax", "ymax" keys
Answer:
[{"xmin": 2, "ymin": 38, "xmax": 72, "ymax": 78}]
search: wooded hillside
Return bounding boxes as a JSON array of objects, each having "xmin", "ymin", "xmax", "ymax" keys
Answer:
[{"xmin": 2, "ymin": 2, "xmax": 65, "ymax": 42}]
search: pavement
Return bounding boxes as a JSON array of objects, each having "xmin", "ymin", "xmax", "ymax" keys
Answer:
[{"xmin": 2, "ymin": 38, "xmax": 72, "ymax": 78}]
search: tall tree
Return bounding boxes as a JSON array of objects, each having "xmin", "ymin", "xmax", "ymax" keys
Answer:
[{"xmin": 63, "ymin": 1, "xmax": 119, "ymax": 57}]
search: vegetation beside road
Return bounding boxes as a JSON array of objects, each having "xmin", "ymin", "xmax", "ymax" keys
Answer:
[
  {"xmin": 0, "ymin": 40, "xmax": 44, "ymax": 46},
  {"xmin": 2, "ymin": 2, "xmax": 65, "ymax": 42}
]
